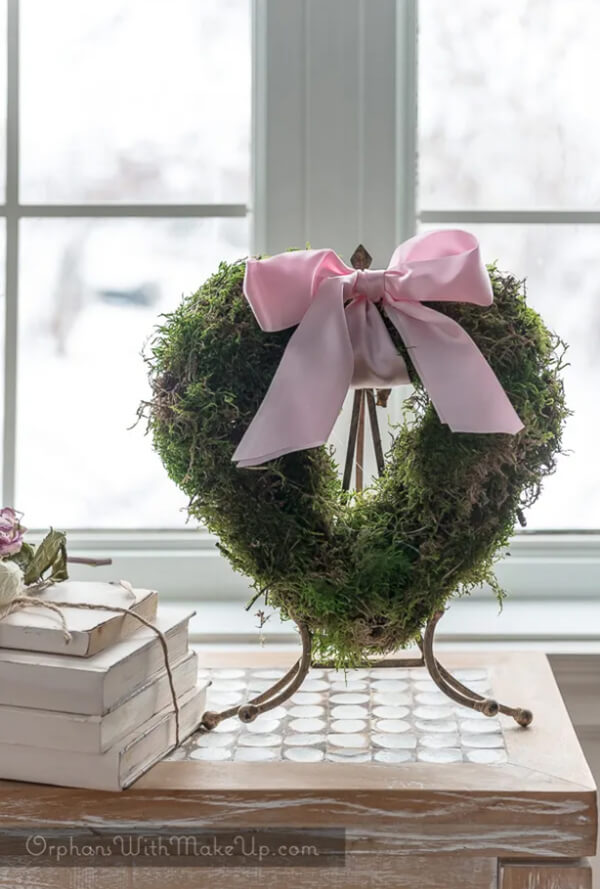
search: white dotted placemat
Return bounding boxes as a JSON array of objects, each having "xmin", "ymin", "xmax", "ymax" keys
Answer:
[{"xmin": 168, "ymin": 665, "xmax": 507, "ymax": 765}]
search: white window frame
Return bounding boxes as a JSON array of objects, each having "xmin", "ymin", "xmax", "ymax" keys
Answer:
[{"xmin": 6, "ymin": 0, "xmax": 600, "ymax": 603}]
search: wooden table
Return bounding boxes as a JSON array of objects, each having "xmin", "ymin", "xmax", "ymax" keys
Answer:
[{"xmin": 0, "ymin": 649, "xmax": 596, "ymax": 888}]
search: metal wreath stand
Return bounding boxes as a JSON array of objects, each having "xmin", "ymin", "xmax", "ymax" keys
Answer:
[{"xmin": 200, "ymin": 245, "xmax": 533, "ymax": 733}]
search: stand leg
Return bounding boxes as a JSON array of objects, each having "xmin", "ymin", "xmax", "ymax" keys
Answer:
[
  {"xmin": 420, "ymin": 610, "xmax": 533, "ymax": 727},
  {"xmin": 200, "ymin": 622, "xmax": 313, "ymax": 730},
  {"xmin": 343, "ymin": 390, "xmax": 363, "ymax": 491},
  {"xmin": 355, "ymin": 391, "xmax": 366, "ymax": 490},
  {"xmin": 365, "ymin": 388, "xmax": 385, "ymax": 476}
]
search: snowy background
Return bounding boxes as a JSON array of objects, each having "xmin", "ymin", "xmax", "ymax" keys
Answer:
[
  {"xmin": 13, "ymin": 0, "xmax": 251, "ymax": 527},
  {"xmin": 5, "ymin": 0, "xmax": 599, "ymax": 529}
]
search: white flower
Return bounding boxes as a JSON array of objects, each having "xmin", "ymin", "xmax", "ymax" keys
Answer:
[{"xmin": 0, "ymin": 559, "xmax": 24, "ymax": 607}]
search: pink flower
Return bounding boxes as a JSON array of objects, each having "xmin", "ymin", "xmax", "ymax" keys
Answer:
[{"xmin": 0, "ymin": 508, "xmax": 26, "ymax": 557}]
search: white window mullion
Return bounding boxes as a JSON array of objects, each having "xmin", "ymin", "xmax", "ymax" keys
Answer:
[
  {"xmin": 3, "ymin": 0, "xmax": 19, "ymax": 506},
  {"xmin": 254, "ymin": 0, "xmax": 399, "ymax": 267},
  {"xmin": 250, "ymin": 0, "xmax": 268, "ymax": 256},
  {"xmin": 395, "ymin": 0, "xmax": 418, "ymax": 243}
]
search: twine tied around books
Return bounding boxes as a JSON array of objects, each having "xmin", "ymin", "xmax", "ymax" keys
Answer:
[{"xmin": 0, "ymin": 579, "xmax": 181, "ymax": 746}]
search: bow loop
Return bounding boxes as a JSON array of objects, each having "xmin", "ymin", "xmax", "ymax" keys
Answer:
[
  {"xmin": 233, "ymin": 230, "xmax": 523, "ymax": 468},
  {"xmin": 381, "ymin": 267, "xmax": 413, "ymax": 304}
]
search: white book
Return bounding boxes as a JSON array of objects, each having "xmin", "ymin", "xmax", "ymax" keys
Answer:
[
  {"xmin": 0, "ymin": 611, "xmax": 193, "ymax": 714},
  {"xmin": 0, "ymin": 581, "xmax": 158, "ymax": 657},
  {"xmin": 0, "ymin": 651, "xmax": 201, "ymax": 754},
  {"xmin": 0, "ymin": 683, "xmax": 207, "ymax": 791}
]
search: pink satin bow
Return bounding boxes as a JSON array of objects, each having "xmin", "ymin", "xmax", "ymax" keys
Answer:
[{"xmin": 233, "ymin": 229, "xmax": 523, "ymax": 468}]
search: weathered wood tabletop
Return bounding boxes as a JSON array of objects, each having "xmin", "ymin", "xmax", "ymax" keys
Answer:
[{"xmin": 0, "ymin": 649, "xmax": 596, "ymax": 888}]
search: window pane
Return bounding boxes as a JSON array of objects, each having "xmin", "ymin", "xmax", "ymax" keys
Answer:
[
  {"xmin": 421, "ymin": 223, "xmax": 599, "ymax": 530},
  {"xmin": 0, "ymin": 0, "xmax": 6, "ymax": 204},
  {"xmin": 418, "ymin": 0, "xmax": 600, "ymax": 210},
  {"xmin": 0, "ymin": 223, "xmax": 6, "ymax": 489},
  {"xmin": 16, "ymin": 217, "xmax": 249, "ymax": 527},
  {"xmin": 20, "ymin": 0, "xmax": 251, "ymax": 204}
]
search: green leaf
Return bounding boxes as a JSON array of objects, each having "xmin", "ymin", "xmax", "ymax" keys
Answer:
[{"xmin": 23, "ymin": 529, "xmax": 69, "ymax": 586}]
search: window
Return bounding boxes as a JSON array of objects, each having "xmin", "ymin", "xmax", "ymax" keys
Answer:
[
  {"xmin": 2, "ymin": 0, "xmax": 598, "ymax": 601},
  {"xmin": 1, "ymin": 0, "xmax": 251, "ymax": 528}
]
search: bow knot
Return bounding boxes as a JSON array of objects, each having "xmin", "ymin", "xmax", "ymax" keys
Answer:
[
  {"xmin": 352, "ymin": 268, "xmax": 387, "ymax": 303},
  {"xmin": 233, "ymin": 230, "xmax": 523, "ymax": 468}
]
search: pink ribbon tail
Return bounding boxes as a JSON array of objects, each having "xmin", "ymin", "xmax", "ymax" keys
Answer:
[
  {"xmin": 383, "ymin": 299, "xmax": 524, "ymax": 434},
  {"xmin": 233, "ymin": 276, "xmax": 354, "ymax": 467}
]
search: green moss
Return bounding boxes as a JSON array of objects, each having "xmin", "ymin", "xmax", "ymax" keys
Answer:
[{"xmin": 143, "ymin": 257, "xmax": 568, "ymax": 666}]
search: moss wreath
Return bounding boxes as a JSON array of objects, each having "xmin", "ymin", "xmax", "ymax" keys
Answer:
[{"xmin": 144, "ymin": 255, "xmax": 568, "ymax": 668}]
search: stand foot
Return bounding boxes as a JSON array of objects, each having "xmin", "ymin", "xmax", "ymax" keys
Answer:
[
  {"xmin": 420, "ymin": 610, "xmax": 533, "ymax": 727},
  {"xmin": 200, "ymin": 622, "xmax": 312, "ymax": 731}
]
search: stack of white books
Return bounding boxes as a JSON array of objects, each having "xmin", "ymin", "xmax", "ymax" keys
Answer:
[{"xmin": 0, "ymin": 581, "xmax": 207, "ymax": 790}]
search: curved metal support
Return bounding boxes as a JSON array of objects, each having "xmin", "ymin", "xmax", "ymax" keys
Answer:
[
  {"xmin": 200, "ymin": 622, "xmax": 313, "ymax": 731},
  {"xmin": 199, "ymin": 611, "xmax": 531, "ymax": 732},
  {"xmin": 421, "ymin": 610, "xmax": 533, "ymax": 727}
]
